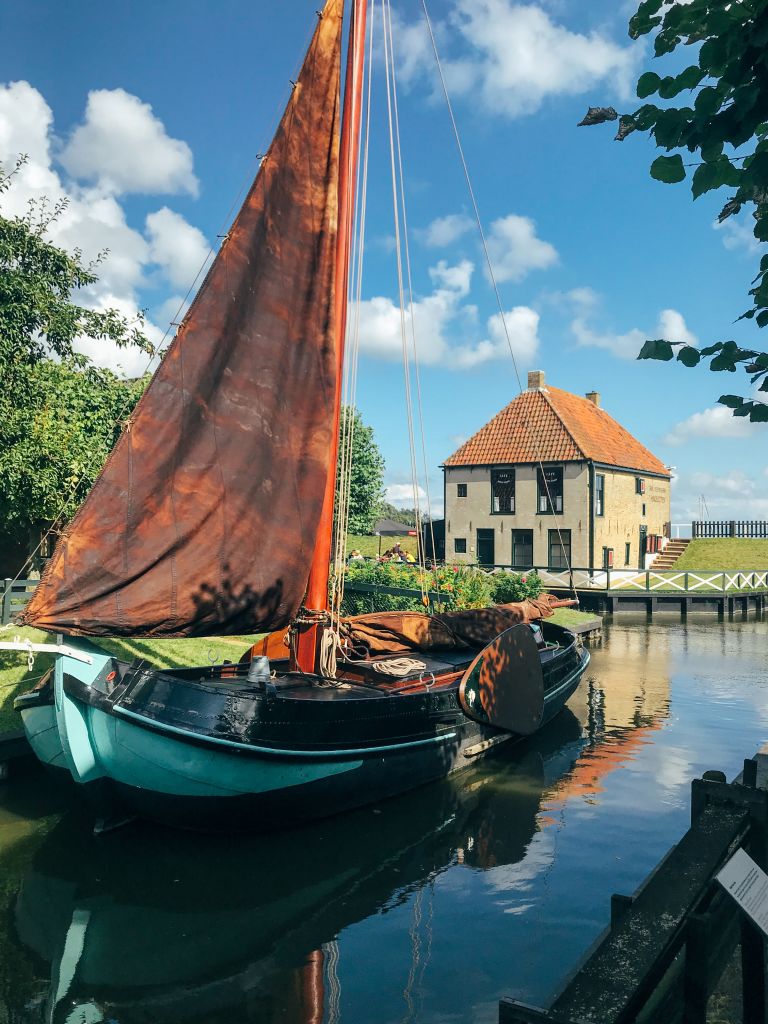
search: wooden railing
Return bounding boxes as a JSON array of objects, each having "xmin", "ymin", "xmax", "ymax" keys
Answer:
[
  {"xmin": 533, "ymin": 566, "xmax": 768, "ymax": 594},
  {"xmin": 693, "ymin": 520, "xmax": 768, "ymax": 539},
  {"xmin": 0, "ymin": 578, "xmax": 37, "ymax": 625}
]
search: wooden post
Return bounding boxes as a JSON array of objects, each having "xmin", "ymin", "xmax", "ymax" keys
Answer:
[
  {"xmin": 683, "ymin": 912, "xmax": 710, "ymax": 1024},
  {"xmin": 1, "ymin": 578, "xmax": 10, "ymax": 625},
  {"xmin": 741, "ymin": 916, "xmax": 766, "ymax": 1024}
]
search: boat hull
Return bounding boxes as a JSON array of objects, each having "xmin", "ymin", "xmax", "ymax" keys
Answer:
[{"xmin": 16, "ymin": 629, "xmax": 589, "ymax": 831}]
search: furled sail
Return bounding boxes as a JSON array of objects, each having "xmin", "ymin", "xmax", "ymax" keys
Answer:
[{"xmin": 22, "ymin": 0, "xmax": 343, "ymax": 637}]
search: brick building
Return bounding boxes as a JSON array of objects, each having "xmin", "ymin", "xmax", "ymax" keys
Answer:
[{"xmin": 442, "ymin": 370, "xmax": 671, "ymax": 570}]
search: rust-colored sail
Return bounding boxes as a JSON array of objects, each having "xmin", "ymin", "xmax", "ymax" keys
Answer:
[{"xmin": 23, "ymin": 1, "xmax": 343, "ymax": 637}]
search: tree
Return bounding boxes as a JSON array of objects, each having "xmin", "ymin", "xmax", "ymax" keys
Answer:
[
  {"xmin": 375, "ymin": 503, "xmax": 431, "ymax": 528},
  {"xmin": 337, "ymin": 406, "xmax": 385, "ymax": 534},
  {"xmin": 580, "ymin": 0, "xmax": 768, "ymax": 421},
  {"xmin": 0, "ymin": 156, "xmax": 152, "ymax": 535},
  {"xmin": 0, "ymin": 360, "xmax": 147, "ymax": 529},
  {"xmin": 0, "ymin": 156, "xmax": 152, "ymax": 372}
]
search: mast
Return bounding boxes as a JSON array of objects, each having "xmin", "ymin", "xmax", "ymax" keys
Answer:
[{"xmin": 295, "ymin": 0, "xmax": 368, "ymax": 673}]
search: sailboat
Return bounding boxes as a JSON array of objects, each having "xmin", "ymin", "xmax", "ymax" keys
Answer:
[{"xmin": 11, "ymin": 0, "xmax": 589, "ymax": 831}]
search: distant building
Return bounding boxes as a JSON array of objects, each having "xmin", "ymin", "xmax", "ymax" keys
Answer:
[{"xmin": 442, "ymin": 370, "xmax": 671, "ymax": 570}]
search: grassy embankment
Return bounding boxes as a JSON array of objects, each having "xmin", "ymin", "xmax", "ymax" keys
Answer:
[{"xmin": 671, "ymin": 538, "xmax": 768, "ymax": 570}]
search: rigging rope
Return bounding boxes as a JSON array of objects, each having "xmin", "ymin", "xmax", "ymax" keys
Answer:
[
  {"xmin": 381, "ymin": 0, "xmax": 430, "ymax": 603},
  {"xmin": 383, "ymin": 0, "xmax": 440, "ymax": 602},
  {"xmin": 420, "ymin": 0, "xmax": 578, "ymax": 601}
]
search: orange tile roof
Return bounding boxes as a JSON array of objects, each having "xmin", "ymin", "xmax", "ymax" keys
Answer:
[{"xmin": 444, "ymin": 385, "xmax": 669, "ymax": 476}]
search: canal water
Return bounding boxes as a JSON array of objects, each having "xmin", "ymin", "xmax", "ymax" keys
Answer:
[{"xmin": 1, "ymin": 617, "xmax": 767, "ymax": 1024}]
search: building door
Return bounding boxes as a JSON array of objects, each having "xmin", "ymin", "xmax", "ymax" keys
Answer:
[
  {"xmin": 512, "ymin": 529, "xmax": 533, "ymax": 569},
  {"xmin": 639, "ymin": 525, "xmax": 648, "ymax": 569},
  {"xmin": 476, "ymin": 528, "xmax": 495, "ymax": 566}
]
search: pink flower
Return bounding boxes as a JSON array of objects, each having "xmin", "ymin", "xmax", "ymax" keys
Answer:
[
  {"xmin": 521, "ymin": 576, "xmax": 527, "ymax": 583},
  {"xmin": 453, "ymin": 567, "xmax": 458, "ymax": 572}
]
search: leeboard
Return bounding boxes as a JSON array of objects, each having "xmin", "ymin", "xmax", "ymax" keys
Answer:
[{"xmin": 458, "ymin": 623, "xmax": 544, "ymax": 735}]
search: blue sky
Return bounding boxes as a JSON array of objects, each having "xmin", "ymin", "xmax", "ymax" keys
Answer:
[{"xmin": 2, "ymin": 0, "xmax": 765, "ymax": 527}]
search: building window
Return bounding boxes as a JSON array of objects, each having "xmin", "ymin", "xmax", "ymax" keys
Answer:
[
  {"xmin": 595, "ymin": 474, "xmax": 605, "ymax": 517},
  {"xmin": 625, "ymin": 542, "xmax": 631, "ymax": 565},
  {"xmin": 548, "ymin": 529, "xmax": 571, "ymax": 569},
  {"xmin": 491, "ymin": 468, "xmax": 515, "ymax": 514},
  {"xmin": 454, "ymin": 538, "xmax": 467, "ymax": 554},
  {"xmin": 457, "ymin": 483, "xmax": 467, "ymax": 498},
  {"xmin": 642, "ymin": 503, "xmax": 646, "ymax": 517},
  {"xmin": 602, "ymin": 546, "xmax": 614, "ymax": 569},
  {"xmin": 512, "ymin": 529, "xmax": 533, "ymax": 569},
  {"xmin": 537, "ymin": 467, "xmax": 564, "ymax": 514},
  {"xmin": 635, "ymin": 477, "xmax": 646, "ymax": 495}
]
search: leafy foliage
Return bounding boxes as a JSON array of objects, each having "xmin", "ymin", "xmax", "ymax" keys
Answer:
[
  {"xmin": 0, "ymin": 156, "xmax": 153, "ymax": 531},
  {"xmin": 375, "ymin": 501, "xmax": 432, "ymax": 528},
  {"xmin": 580, "ymin": 0, "xmax": 768, "ymax": 420},
  {"xmin": 341, "ymin": 561, "xmax": 494, "ymax": 614},
  {"xmin": 0, "ymin": 156, "xmax": 152, "ymax": 371},
  {"xmin": 490, "ymin": 570, "xmax": 544, "ymax": 603},
  {"xmin": 0, "ymin": 360, "xmax": 148, "ymax": 527},
  {"xmin": 336, "ymin": 406, "xmax": 385, "ymax": 534},
  {"xmin": 340, "ymin": 562, "xmax": 541, "ymax": 615}
]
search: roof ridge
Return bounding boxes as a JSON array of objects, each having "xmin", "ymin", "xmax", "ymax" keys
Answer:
[{"xmin": 538, "ymin": 387, "xmax": 587, "ymax": 461}]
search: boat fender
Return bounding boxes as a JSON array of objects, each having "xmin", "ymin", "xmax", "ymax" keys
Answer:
[
  {"xmin": 247, "ymin": 656, "xmax": 271, "ymax": 686},
  {"xmin": 529, "ymin": 623, "xmax": 546, "ymax": 648}
]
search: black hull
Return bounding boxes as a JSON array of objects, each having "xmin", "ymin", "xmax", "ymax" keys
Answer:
[{"xmin": 20, "ymin": 623, "xmax": 589, "ymax": 831}]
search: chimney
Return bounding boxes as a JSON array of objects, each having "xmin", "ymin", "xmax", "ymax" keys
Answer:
[
  {"xmin": 586, "ymin": 391, "xmax": 600, "ymax": 407},
  {"xmin": 528, "ymin": 370, "xmax": 545, "ymax": 390}
]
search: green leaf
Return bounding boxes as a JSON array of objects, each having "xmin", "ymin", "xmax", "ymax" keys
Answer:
[
  {"xmin": 638, "ymin": 339, "xmax": 675, "ymax": 361},
  {"xmin": 718, "ymin": 394, "xmax": 744, "ymax": 408},
  {"xmin": 650, "ymin": 154, "xmax": 686, "ymax": 183},
  {"xmin": 637, "ymin": 72, "xmax": 662, "ymax": 98},
  {"xmin": 750, "ymin": 403, "xmax": 768, "ymax": 422},
  {"xmin": 677, "ymin": 345, "xmax": 701, "ymax": 367},
  {"xmin": 694, "ymin": 87, "xmax": 721, "ymax": 116},
  {"xmin": 756, "ymin": 310, "xmax": 768, "ymax": 327},
  {"xmin": 691, "ymin": 161, "xmax": 718, "ymax": 198},
  {"xmin": 633, "ymin": 104, "xmax": 661, "ymax": 131}
]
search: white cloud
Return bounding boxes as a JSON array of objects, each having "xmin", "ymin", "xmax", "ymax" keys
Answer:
[
  {"xmin": 571, "ymin": 319, "xmax": 645, "ymax": 359},
  {"xmin": 714, "ymin": 215, "xmax": 763, "ymax": 254},
  {"xmin": 357, "ymin": 258, "xmax": 540, "ymax": 368},
  {"xmin": 146, "ymin": 207, "xmax": 211, "ymax": 290},
  {"xmin": 664, "ymin": 405, "xmax": 758, "ymax": 445},
  {"xmin": 60, "ymin": 88, "xmax": 198, "ymax": 196},
  {"xmin": 0, "ymin": 81, "xmax": 207, "ymax": 376},
  {"xmin": 454, "ymin": 306, "xmax": 540, "ymax": 367},
  {"xmin": 396, "ymin": 0, "xmax": 639, "ymax": 118},
  {"xmin": 386, "ymin": 484, "xmax": 428, "ymax": 505},
  {"xmin": 656, "ymin": 308, "xmax": 698, "ymax": 348},
  {"xmin": 572, "ymin": 305, "xmax": 697, "ymax": 360},
  {"xmin": 671, "ymin": 469, "xmax": 768, "ymax": 522},
  {"xmin": 485, "ymin": 214, "xmax": 558, "ymax": 283},
  {"xmin": 418, "ymin": 213, "xmax": 473, "ymax": 247}
]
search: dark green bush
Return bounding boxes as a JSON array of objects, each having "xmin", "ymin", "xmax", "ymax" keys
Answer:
[{"xmin": 490, "ymin": 569, "xmax": 543, "ymax": 604}]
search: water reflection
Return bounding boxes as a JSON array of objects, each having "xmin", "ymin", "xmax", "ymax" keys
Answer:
[{"xmin": 2, "ymin": 618, "xmax": 767, "ymax": 1024}]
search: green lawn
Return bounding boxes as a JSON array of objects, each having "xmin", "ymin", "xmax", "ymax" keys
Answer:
[
  {"xmin": 347, "ymin": 533, "xmax": 419, "ymax": 558},
  {"xmin": 0, "ymin": 628, "xmax": 260, "ymax": 737},
  {"xmin": 549, "ymin": 607, "xmax": 601, "ymax": 630},
  {"xmin": 671, "ymin": 539, "xmax": 768, "ymax": 570}
]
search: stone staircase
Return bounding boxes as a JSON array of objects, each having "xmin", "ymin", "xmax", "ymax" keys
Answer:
[{"xmin": 651, "ymin": 538, "xmax": 690, "ymax": 570}]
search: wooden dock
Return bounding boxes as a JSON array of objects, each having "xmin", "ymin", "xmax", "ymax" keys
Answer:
[{"xmin": 499, "ymin": 751, "xmax": 768, "ymax": 1024}]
